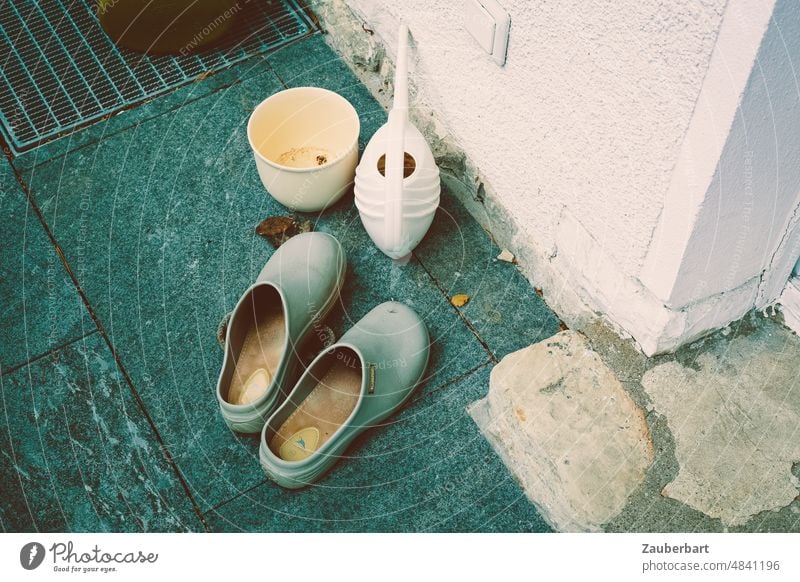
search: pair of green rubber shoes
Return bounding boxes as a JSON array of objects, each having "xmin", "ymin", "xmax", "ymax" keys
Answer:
[{"xmin": 216, "ymin": 233, "xmax": 430, "ymax": 489}]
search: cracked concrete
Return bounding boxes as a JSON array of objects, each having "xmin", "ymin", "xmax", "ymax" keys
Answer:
[
  {"xmin": 469, "ymin": 331, "xmax": 654, "ymax": 532},
  {"xmin": 598, "ymin": 313, "xmax": 800, "ymax": 532},
  {"xmin": 471, "ymin": 312, "xmax": 800, "ymax": 532},
  {"xmin": 642, "ymin": 318, "xmax": 800, "ymax": 526}
]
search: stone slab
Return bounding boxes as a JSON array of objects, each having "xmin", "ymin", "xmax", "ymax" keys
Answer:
[
  {"xmin": 642, "ymin": 318, "xmax": 800, "ymax": 527},
  {"xmin": 205, "ymin": 366, "xmax": 550, "ymax": 532},
  {"xmin": 0, "ymin": 159, "xmax": 91, "ymax": 372},
  {"xmin": 469, "ymin": 330, "xmax": 654, "ymax": 531},
  {"xmin": 0, "ymin": 334, "xmax": 200, "ymax": 531}
]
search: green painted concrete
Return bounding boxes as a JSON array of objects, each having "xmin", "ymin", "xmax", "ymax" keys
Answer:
[
  {"xmin": 0, "ymin": 162, "xmax": 91, "ymax": 373},
  {"xmin": 0, "ymin": 333, "xmax": 200, "ymax": 531},
  {"xmin": 2, "ymin": 35, "xmax": 554, "ymax": 531}
]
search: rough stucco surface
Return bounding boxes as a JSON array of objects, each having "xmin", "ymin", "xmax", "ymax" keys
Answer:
[
  {"xmin": 469, "ymin": 331, "xmax": 654, "ymax": 532},
  {"xmin": 642, "ymin": 320, "xmax": 800, "ymax": 527},
  {"xmin": 662, "ymin": 0, "xmax": 800, "ymax": 308},
  {"xmin": 335, "ymin": 0, "xmax": 726, "ymax": 277}
]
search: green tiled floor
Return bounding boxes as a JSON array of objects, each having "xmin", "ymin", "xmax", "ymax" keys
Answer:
[
  {"xmin": 1, "ymin": 34, "xmax": 559, "ymax": 532},
  {"xmin": 0, "ymin": 334, "xmax": 198, "ymax": 531},
  {"xmin": 206, "ymin": 367, "xmax": 549, "ymax": 532},
  {"xmin": 0, "ymin": 164, "xmax": 91, "ymax": 373}
]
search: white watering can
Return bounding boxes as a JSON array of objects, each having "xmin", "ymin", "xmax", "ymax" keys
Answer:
[{"xmin": 354, "ymin": 23, "xmax": 440, "ymax": 260}]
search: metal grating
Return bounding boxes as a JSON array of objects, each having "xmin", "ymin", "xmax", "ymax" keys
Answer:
[{"xmin": 0, "ymin": 0, "xmax": 316, "ymax": 154}]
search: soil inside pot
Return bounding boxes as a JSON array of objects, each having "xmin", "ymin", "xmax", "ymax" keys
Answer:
[{"xmin": 277, "ymin": 147, "xmax": 332, "ymax": 168}]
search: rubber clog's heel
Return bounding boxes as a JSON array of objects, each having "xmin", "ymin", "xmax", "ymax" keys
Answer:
[
  {"xmin": 227, "ymin": 415, "xmax": 272, "ymax": 435},
  {"xmin": 259, "ymin": 301, "xmax": 430, "ymax": 488},
  {"xmin": 216, "ymin": 233, "xmax": 347, "ymax": 434},
  {"xmin": 218, "ymin": 368, "xmax": 288, "ymax": 433}
]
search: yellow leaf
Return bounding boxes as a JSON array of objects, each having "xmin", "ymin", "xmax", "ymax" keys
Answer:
[
  {"xmin": 451, "ymin": 294, "xmax": 470, "ymax": 308},
  {"xmin": 497, "ymin": 249, "xmax": 515, "ymax": 263}
]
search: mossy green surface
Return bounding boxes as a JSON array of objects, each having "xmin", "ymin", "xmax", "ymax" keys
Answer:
[
  {"xmin": 3, "ymin": 35, "xmax": 554, "ymax": 531},
  {"xmin": 0, "ymin": 334, "xmax": 201, "ymax": 531},
  {"xmin": 0, "ymin": 161, "xmax": 90, "ymax": 372}
]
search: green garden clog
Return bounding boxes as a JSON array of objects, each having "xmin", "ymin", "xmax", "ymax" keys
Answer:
[
  {"xmin": 259, "ymin": 301, "xmax": 430, "ymax": 488},
  {"xmin": 216, "ymin": 232, "xmax": 346, "ymax": 433}
]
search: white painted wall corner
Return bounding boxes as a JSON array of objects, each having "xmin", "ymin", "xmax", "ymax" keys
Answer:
[{"xmin": 308, "ymin": 0, "xmax": 800, "ymax": 356}]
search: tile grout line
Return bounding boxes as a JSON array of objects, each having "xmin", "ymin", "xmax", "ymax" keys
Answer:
[
  {"xmin": 202, "ymin": 477, "xmax": 271, "ymax": 517},
  {"xmin": 410, "ymin": 359, "xmax": 493, "ymax": 404},
  {"xmin": 414, "ymin": 253, "xmax": 499, "ymax": 363},
  {"xmin": 263, "ymin": 57, "xmax": 290, "ymax": 90},
  {"xmin": 5, "ymin": 163, "xmax": 212, "ymax": 533},
  {"xmin": 0, "ymin": 328, "xmax": 100, "ymax": 379}
]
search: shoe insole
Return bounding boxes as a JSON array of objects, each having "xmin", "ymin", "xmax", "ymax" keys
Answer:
[
  {"xmin": 227, "ymin": 310, "xmax": 286, "ymax": 405},
  {"xmin": 270, "ymin": 362, "xmax": 362, "ymax": 461}
]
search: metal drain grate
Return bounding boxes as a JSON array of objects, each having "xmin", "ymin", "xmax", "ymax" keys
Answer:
[{"xmin": 0, "ymin": 0, "xmax": 316, "ymax": 154}]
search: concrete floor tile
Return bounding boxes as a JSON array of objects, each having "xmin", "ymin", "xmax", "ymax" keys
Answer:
[
  {"xmin": 643, "ymin": 316, "xmax": 800, "ymax": 529},
  {"xmin": 415, "ymin": 189, "xmax": 562, "ymax": 359},
  {"xmin": 205, "ymin": 366, "xmax": 549, "ymax": 532},
  {"xmin": 267, "ymin": 35, "xmax": 352, "ymax": 90},
  {"xmin": 0, "ymin": 160, "xmax": 92, "ymax": 372},
  {"xmin": 470, "ymin": 331, "xmax": 654, "ymax": 532},
  {"xmin": 588, "ymin": 314, "xmax": 800, "ymax": 533},
  {"xmin": 0, "ymin": 333, "xmax": 200, "ymax": 532},
  {"xmin": 20, "ymin": 68, "xmax": 289, "ymax": 511}
]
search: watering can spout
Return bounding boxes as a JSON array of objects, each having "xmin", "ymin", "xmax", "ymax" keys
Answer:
[
  {"xmin": 393, "ymin": 23, "xmax": 409, "ymax": 115},
  {"xmin": 385, "ymin": 22, "xmax": 410, "ymax": 254}
]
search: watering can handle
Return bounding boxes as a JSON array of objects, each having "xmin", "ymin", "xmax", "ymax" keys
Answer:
[{"xmin": 385, "ymin": 23, "xmax": 409, "ymax": 255}]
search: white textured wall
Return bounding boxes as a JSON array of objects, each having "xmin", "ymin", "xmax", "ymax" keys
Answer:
[
  {"xmin": 684, "ymin": 0, "xmax": 800, "ymax": 308},
  {"xmin": 345, "ymin": 0, "xmax": 726, "ymax": 277},
  {"xmin": 641, "ymin": 0, "xmax": 797, "ymax": 310}
]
